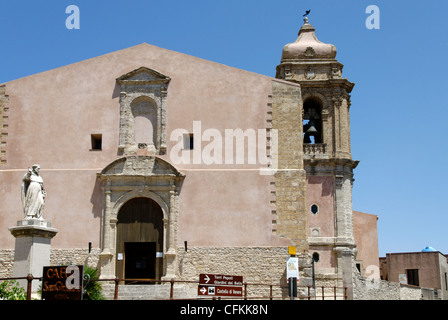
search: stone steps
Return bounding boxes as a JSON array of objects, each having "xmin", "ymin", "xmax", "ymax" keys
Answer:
[{"xmin": 102, "ymin": 283, "xmax": 196, "ymax": 300}]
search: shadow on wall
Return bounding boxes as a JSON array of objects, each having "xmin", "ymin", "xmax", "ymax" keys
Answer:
[
  {"xmin": 307, "ymin": 176, "xmax": 333, "ymax": 197},
  {"xmin": 90, "ymin": 178, "xmax": 103, "ymax": 219}
]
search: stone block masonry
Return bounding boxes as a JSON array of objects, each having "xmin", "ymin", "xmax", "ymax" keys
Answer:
[
  {"xmin": 270, "ymin": 79, "xmax": 308, "ymax": 252},
  {"xmin": 0, "ymin": 250, "xmax": 14, "ymax": 277},
  {"xmin": 0, "ymin": 85, "xmax": 9, "ymax": 165},
  {"xmin": 177, "ymin": 246, "xmax": 312, "ymax": 299},
  {"xmin": 0, "ymin": 246, "xmax": 314, "ymax": 299},
  {"xmin": 0, "ymin": 248, "xmax": 100, "ymax": 278}
]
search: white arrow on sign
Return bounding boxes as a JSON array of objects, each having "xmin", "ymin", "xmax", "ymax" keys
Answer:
[
  {"xmin": 204, "ymin": 274, "xmax": 210, "ymax": 284},
  {"xmin": 200, "ymin": 287, "xmax": 207, "ymax": 294}
]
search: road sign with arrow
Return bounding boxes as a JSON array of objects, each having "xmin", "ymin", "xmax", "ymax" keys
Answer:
[{"xmin": 198, "ymin": 273, "xmax": 243, "ymax": 297}]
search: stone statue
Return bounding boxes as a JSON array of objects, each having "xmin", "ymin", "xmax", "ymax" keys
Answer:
[{"xmin": 21, "ymin": 164, "xmax": 46, "ymax": 219}]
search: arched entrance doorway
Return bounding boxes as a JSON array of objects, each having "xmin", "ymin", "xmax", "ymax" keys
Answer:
[
  {"xmin": 98, "ymin": 156, "xmax": 184, "ymax": 281},
  {"xmin": 116, "ymin": 197, "xmax": 163, "ymax": 283}
]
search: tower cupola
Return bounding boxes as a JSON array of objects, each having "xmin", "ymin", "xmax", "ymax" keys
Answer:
[
  {"xmin": 276, "ymin": 17, "xmax": 348, "ymax": 83},
  {"xmin": 281, "ymin": 17, "xmax": 337, "ymax": 62}
]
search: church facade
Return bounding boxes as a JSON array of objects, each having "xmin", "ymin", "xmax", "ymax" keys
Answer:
[{"xmin": 0, "ymin": 18, "xmax": 378, "ymax": 299}]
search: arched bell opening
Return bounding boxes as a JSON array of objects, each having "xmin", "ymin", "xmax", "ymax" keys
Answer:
[{"xmin": 303, "ymin": 97, "xmax": 323, "ymax": 144}]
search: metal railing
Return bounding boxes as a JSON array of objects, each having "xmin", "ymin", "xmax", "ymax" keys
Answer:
[
  {"xmin": 0, "ymin": 274, "xmax": 347, "ymax": 300},
  {"xmin": 0, "ymin": 274, "xmax": 37, "ymax": 300}
]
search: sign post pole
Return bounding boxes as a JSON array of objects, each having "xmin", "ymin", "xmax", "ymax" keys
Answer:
[
  {"xmin": 289, "ymin": 277, "xmax": 297, "ymax": 300},
  {"xmin": 287, "ymin": 246, "xmax": 298, "ymax": 300}
]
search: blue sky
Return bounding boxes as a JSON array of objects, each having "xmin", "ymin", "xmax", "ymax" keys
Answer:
[{"xmin": 1, "ymin": 1, "xmax": 447, "ymax": 256}]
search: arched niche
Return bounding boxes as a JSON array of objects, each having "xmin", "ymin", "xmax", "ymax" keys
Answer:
[
  {"xmin": 130, "ymin": 96, "xmax": 157, "ymax": 147},
  {"xmin": 116, "ymin": 67, "xmax": 170, "ymax": 156}
]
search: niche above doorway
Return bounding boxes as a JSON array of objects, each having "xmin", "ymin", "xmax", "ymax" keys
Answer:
[{"xmin": 116, "ymin": 67, "xmax": 171, "ymax": 156}]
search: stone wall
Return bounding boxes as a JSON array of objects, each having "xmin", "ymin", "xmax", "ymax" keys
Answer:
[
  {"xmin": 353, "ymin": 268, "xmax": 400, "ymax": 300},
  {"xmin": 177, "ymin": 246, "xmax": 312, "ymax": 299},
  {"xmin": 0, "ymin": 248, "xmax": 100, "ymax": 278},
  {"xmin": 353, "ymin": 266, "xmax": 435, "ymax": 300},
  {"xmin": 0, "ymin": 249, "xmax": 14, "ymax": 277},
  {"xmin": 1, "ymin": 246, "xmax": 311, "ymax": 299},
  {"xmin": 50, "ymin": 248, "xmax": 100, "ymax": 269},
  {"xmin": 5, "ymin": 246, "xmax": 437, "ymax": 300}
]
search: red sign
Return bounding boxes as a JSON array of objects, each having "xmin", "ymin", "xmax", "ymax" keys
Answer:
[
  {"xmin": 198, "ymin": 285, "xmax": 243, "ymax": 297},
  {"xmin": 199, "ymin": 274, "xmax": 243, "ymax": 286}
]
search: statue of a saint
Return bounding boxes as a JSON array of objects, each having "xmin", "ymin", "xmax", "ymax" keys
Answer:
[{"xmin": 21, "ymin": 164, "xmax": 46, "ymax": 219}]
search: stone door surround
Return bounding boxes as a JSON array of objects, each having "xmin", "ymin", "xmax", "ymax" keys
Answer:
[{"xmin": 97, "ymin": 156, "xmax": 184, "ymax": 280}]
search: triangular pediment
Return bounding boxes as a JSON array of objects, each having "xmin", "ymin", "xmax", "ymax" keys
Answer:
[{"xmin": 116, "ymin": 67, "xmax": 170, "ymax": 84}]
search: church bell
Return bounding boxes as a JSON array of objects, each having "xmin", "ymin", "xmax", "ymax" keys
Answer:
[
  {"xmin": 304, "ymin": 120, "xmax": 319, "ymax": 143},
  {"xmin": 305, "ymin": 121, "xmax": 318, "ymax": 135}
]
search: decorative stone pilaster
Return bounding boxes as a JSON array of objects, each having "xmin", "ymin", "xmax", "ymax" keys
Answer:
[
  {"xmin": 334, "ymin": 247, "xmax": 355, "ymax": 300},
  {"xmin": 332, "ymin": 92, "xmax": 352, "ymax": 160},
  {"xmin": 98, "ymin": 179, "xmax": 115, "ymax": 279},
  {"xmin": 334, "ymin": 170, "xmax": 355, "ymax": 244},
  {"xmin": 163, "ymin": 183, "xmax": 179, "ymax": 280}
]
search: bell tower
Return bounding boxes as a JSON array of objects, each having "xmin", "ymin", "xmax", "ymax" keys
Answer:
[{"xmin": 276, "ymin": 16, "xmax": 359, "ymax": 296}]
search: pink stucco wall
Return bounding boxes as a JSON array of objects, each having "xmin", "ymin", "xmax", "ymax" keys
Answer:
[
  {"xmin": 306, "ymin": 175, "xmax": 335, "ymax": 237},
  {"xmin": 306, "ymin": 175, "xmax": 335, "ymax": 269},
  {"xmin": 353, "ymin": 210, "xmax": 379, "ymax": 276},
  {"xmin": 386, "ymin": 252, "xmax": 444, "ymax": 289},
  {"xmin": 0, "ymin": 43, "xmax": 291, "ymax": 249}
]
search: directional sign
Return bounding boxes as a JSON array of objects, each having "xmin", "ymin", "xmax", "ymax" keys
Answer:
[
  {"xmin": 198, "ymin": 285, "xmax": 243, "ymax": 297},
  {"xmin": 198, "ymin": 273, "xmax": 244, "ymax": 297},
  {"xmin": 199, "ymin": 274, "xmax": 243, "ymax": 286}
]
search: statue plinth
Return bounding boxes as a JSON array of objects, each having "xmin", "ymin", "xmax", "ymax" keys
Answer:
[
  {"xmin": 9, "ymin": 219, "xmax": 58, "ymax": 293},
  {"xmin": 9, "ymin": 219, "xmax": 58, "ymax": 238}
]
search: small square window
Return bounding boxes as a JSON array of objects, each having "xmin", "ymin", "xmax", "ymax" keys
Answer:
[
  {"xmin": 91, "ymin": 134, "xmax": 102, "ymax": 151},
  {"xmin": 183, "ymin": 133, "xmax": 194, "ymax": 150}
]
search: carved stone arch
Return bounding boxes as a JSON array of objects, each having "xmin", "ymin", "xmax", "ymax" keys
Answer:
[
  {"xmin": 112, "ymin": 189, "xmax": 169, "ymax": 221},
  {"xmin": 301, "ymin": 91, "xmax": 329, "ymax": 112},
  {"xmin": 301, "ymin": 90, "xmax": 332, "ymax": 157},
  {"xmin": 97, "ymin": 156, "xmax": 184, "ymax": 281}
]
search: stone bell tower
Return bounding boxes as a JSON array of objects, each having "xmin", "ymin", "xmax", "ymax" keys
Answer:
[{"xmin": 276, "ymin": 17, "xmax": 359, "ymax": 297}]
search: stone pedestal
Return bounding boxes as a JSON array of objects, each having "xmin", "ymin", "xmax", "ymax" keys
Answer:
[{"xmin": 9, "ymin": 219, "xmax": 58, "ymax": 292}]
